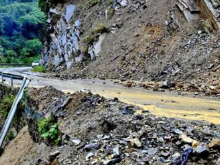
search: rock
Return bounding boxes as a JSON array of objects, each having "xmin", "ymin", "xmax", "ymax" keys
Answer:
[
  {"xmin": 49, "ymin": 150, "xmax": 60, "ymax": 161},
  {"xmin": 71, "ymin": 139, "xmax": 81, "ymax": 145},
  {"xmin": 103, "ymin": 157, "xmax": 122, "ymax": 165},
  {"xmin": 208, "ymin": 139, "xmax": 220, "ymax": 149},
  {"xmin": 173, "ymin": 129, "xmax": 183, "ymax": 135},
  {"xmin": 147, "ymin": 148, "xmax": 158, "ymax": 155},
  {"xmin": 113, "ymin": 145, "xmax": 120, "ymax": 156},
  {"xmin": 179, "ymin": 134, "xmax": 199, "ymax": 145},
  {"xmin": 171, "ymin": 152, "xmax": 181, "ymax": 161},
  {"xmin": 161, "ymin": 80, "xmax": 170, "ymax": 89},
  {"xmin": 160, "ymin": 151, "xmax": 170, "ymax": 158},
  {"xmin": 120, "ymin": 0, "xmax": 128, "ymax": 7},
  {"xmin": 127, "ymin": 138, "xmax": 142, "ymax": 148},
  {"xmin": 122, "ymin": 109, "xmax": 134, "ymax": 115},
  {"xmin": 195, "ymin": 143, "xmax": 209, "ymax": 157},
  {"xmin": 84, "ymin": 143, "xmax": 101, "ymax": 151},
  {"xmin": 135, "ymin": 114, "xmax": 144, "ymax": 120},
  {"xmin": 86, "ymin": 152, "xmax": 94, "ymax": 160}
]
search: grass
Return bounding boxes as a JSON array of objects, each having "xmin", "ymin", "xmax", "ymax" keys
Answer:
[{"xmin": 32, "ymin": 65, "xmax": 46, "ymax": 73}]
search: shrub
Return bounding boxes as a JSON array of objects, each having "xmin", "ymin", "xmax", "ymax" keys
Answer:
[
  {"xmin": 6, "ymin": 131, "xmax": 15, "ymax": 141},
  {"xmin": 32, "ymin": 65, "xmax": 46, "ymax": 73},
  {"xmin": 83, "ymin": 23, "xmax": 107, "ymax": 44},
  {"xmin": 38, "ymin": 116, "xmax": 61, "ymax": 145},
  {"xmin": 93, "ymin": 23, "xmax": 108, "ymax": 34}
]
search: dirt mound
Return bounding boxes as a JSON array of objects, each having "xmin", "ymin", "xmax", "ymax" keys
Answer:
[
  {"xmin": 28, "ymin": 86, "xmax": 65, "ymax": 112},
  {"xmin": 1, "ymin": 87, "xmax": 220, "ymax": 165}
]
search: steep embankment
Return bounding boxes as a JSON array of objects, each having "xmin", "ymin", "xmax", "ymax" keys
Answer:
[{"xmin": 41, "ymin": 0, "xmax": 220, "ymax": 85}]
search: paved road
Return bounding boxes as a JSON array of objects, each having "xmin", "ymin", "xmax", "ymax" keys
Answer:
[{"xmin": 1, "ymin": 67, "xmax": 220, "ymax": 124}]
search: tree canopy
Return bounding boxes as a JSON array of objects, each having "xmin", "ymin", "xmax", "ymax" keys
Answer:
[{"xmin": 0, "ymin": 0, "xmax": 46, "ymax": 63}]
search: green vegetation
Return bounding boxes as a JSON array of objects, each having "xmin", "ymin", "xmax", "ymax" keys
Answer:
[
  {"xmin": 0, "ymin": 94, "xmax": 15, "ymax": 119},
  {"xmin": 38, "ymin": 116, "xmax": 61, "ymax": 145},
  {"xmin": 89, "ymin": 0, "xmax": 102, "ymax": 6},
  {"xmin": 0, "ymin": 0, "xmax": 46, "ymax": 63},
  {"xmin": 32, "ymin": 65, "xmax": 46, "ymax": 73},
  {"xmin": 83, "ymin": 23, "xmax": 107, "ymax": 44},
  {"xmin": 38, "ymin": 0, "xmax": 65, "ymax": 12},
  {"xmin": 6, "ymin": 131, "xmax": 15, "ymax": 141},
  {"xmin": 94, "ymin": 23, "xmax": 107, "ymax": 33}
]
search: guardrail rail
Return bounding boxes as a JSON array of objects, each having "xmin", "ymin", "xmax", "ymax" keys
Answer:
[
  {"xmin": 0, "ymin": 76, "xmax": 30, "ymax": 150},
  {"xmin": 0, "ymin": 72, "xmax": 24, "ymax": 87}
]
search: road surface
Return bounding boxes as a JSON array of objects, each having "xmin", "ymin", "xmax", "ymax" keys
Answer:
[{"xmin": 1, "ymin": 67, "xmax": 220, "ymax": 124}]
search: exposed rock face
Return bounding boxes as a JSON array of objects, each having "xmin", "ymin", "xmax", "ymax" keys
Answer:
[{"xmin": 42, "ymin": 3, "xmax": 81, "ymax": 69}]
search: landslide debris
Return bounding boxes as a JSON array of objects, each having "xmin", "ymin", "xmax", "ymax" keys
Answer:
[
  {"xmin": 41, "ymin": 0, "xmax": 220, "ymax": 92},
  {"xmin": 0, "ymin": 86, "xmax": 220, "ymax": 165}
]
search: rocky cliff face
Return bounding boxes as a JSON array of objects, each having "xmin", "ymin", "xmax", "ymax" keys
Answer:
[{"xmin": 41, "ymin": 0, "xmax": 220, "ymax": 84}]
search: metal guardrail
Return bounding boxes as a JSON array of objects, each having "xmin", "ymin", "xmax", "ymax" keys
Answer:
[
  {"xmin": 0, "ymin": 72, "xmax": 24, "ymax": 87},
  {"xmin": 0, "ymin": 77, "xmax": 30, "ymax": 150}
]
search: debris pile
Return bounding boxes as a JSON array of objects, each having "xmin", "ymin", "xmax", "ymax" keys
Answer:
[{"xmin": 1, "ymin": 87, "xmax": 219, "ymax": 164}]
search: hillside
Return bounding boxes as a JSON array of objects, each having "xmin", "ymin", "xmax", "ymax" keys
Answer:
[{"xmin": 40, "ymin": 0, "xmax": 220, "ymax": 87}]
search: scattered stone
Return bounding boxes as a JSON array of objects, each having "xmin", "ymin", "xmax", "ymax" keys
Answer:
[
  {"xmin": 147, "ymin": 148, "xmax": 158, "ymax": 155},
  {"xmin": 179, "ymin": 134, "xmax": 199, "ymax": 145},
  {"xmin": 195, "ymin": 143, "xmax": 209, "ymax": 157},
  {"xmin": 127, "ymin": 138, "xmax": 142, "ymax": 148},
  {"xmin": 49, "ymin": 150, "xmax": 60, "ymax": 161},
  {"xmin": 208, "ymin": 139, "xmax": 220, "ymax": 149},
  {"xmin": 86, "ymin": 152, "xmax": 94, "ymax": 160},
  {"xmin": 84, "ymin": 143, "xmax": 101, "ymax": 151}
]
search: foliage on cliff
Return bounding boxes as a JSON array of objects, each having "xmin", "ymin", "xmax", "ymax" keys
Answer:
[
  {"xmin": 0, "ymin": 0, "xmax": 46, "ymax": 63},
  {"xmin": 38, "ymin": 0, "xmax": 65, "ymax": 12}
]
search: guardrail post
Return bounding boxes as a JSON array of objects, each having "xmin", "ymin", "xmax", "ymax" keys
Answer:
[{"xmin": 11, "ymin": 75, "xmax": 13, "ymax": 87}]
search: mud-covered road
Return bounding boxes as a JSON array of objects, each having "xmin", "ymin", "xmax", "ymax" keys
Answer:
[{"xmin": 1, "ymin": 67, "xmax": 220, "ymax": 125}]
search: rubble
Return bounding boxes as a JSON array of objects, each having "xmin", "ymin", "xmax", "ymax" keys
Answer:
[{"xmin": 1, "ymin": 86, "xmax": 220, "ymax": 165}]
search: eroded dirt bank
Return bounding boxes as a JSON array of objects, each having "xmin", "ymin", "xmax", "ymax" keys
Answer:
[{"xmin": 0, "ymin": 86, "xmax": 220, "ymax": 165}]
